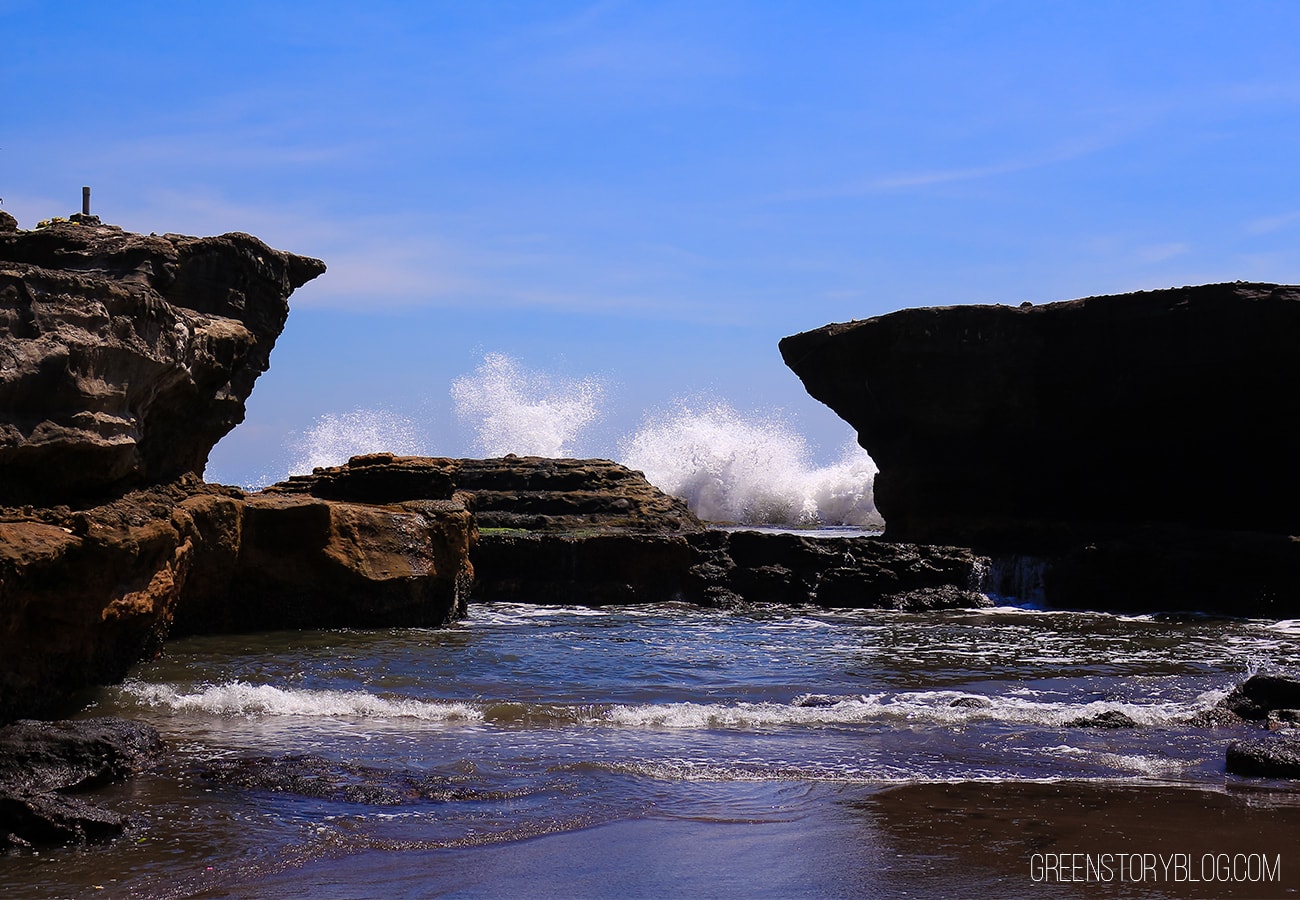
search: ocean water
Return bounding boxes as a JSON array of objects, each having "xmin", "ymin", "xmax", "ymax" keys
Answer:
[
  {"xmin": 14, "ymin": 360, "xmax": 1300, "ymax": 897},
  {"xmin": 9, "ymin": 602, "xmax": 1300, "ymax": 898}
]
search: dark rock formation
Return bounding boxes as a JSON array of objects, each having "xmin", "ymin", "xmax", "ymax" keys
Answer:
[
  {"xmin": 0, "ymin": 222, "xmax": 325, "ymax": 505},
  {"xmin": 1064, "ymin": 710, "xmax": 1138, "ymax": 729},
  {"xmin": 1226, "ymin": 736, "xmax": 1300, "ymax": 778},
  {"xmin": 781, "ymin": 282, "xmax": 1300, "ymax": 544},
  {"xmin": 0, "ymin": 717, "xmax": 162, "ymax": 848},
  {"xmin": 1213, "ymin": 676, "xmax": 1300, "ymax": 777},
  {"xmin": 687, "ymin": 529, "xmax": 988, "ymax": 610},
  {"xmin": 781, "ymin": 283, "xmax": 1300, "ymax": 615},
  {"xmin": 1217, "ymin": 674, "xmax": 1300, "ymax": 721}
]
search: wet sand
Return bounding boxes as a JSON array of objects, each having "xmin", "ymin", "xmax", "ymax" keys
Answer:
[
  {"xmin": 192, "ymin": 779, "xmax": 1300, "ymax": 898},
  {"xmin": 863, "ymin": 780, "xmax": 1300, "ymax": 898}
]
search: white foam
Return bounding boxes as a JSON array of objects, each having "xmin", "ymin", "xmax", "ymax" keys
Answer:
[
  {"xmin": 619, "ymin": 399, "xmax": 882, "ymax": 527},
  {"xmin": 119, "ymin": 679, "xmax": 1225, "ymax": 732},
  {"xmin": 601, "ymin": 690, "xmax": 1217, "ymax": 730},
  {"xmin": 123, "ymin": 681, "xmax": 483, "ymax": 722},
  {"xmin": 451, "ymin": 353, "xmax": 604, "ymax": 457}
]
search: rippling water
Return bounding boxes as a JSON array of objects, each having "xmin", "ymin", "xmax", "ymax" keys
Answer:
[{"xmin": 9, "ymin": 603, "xmax": 1300, "ymax": 898}]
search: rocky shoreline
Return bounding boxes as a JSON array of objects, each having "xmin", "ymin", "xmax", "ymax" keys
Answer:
[{"xmin": 5, "ymin": 217, "xmax": 1300, "ymax": 849}]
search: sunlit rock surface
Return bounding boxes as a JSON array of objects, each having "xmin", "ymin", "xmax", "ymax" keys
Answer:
[{"xmin": 0, "ymin": 221, "xmax": 324, "ymax": 504}]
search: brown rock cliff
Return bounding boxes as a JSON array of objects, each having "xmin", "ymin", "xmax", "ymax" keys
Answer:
[{"xmin": 0, "ymin": 222, "xmax": 325, "ymax": 504}]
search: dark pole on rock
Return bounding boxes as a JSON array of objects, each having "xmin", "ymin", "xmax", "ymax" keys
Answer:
[{"xmin": 82, "ymin": 186, "xmax": 91, "ymax": 216}]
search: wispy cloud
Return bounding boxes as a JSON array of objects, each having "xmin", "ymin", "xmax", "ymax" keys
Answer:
[
  {"xmin": 1245, "ymin": 210, "xmax": 1300, "ymax": 235},
  {"xmin": 1134, "ymin": 242, "xmax": 1190, "ymax": 264},
  {"xmin": 109, "ymin": 188, "xmax": 742, "ymax": 320},
  {"xmin": 767, "ymin": 132, "xmax": 1123, "ymax": 203}
]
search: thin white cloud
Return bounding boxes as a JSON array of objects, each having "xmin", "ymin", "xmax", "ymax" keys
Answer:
[
  {"xmin": 1134, "ymin": 242, "xmax": 1191, "ymax": 264},
  {"xmin": 1245, "ymin": 211, "xmax": 1300, "ymax": 235},
  {"xmin": 768, "ymin": 131, "xmax": 1124, "ymax": 203},
  {"xmin": 106, "ymin": 188, "xmax": 738, "ymax": 319}
]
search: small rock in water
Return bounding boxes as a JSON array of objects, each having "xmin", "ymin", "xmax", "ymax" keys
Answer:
[
  {"xmin": 949, "ymin": 696, "xmax": 992, "ymax": 709},
  {"xmin": 1217, "ymin": 674, "xmax": 1300, "ymax": 720},
  {"xmin": 199, "ymin": 753, "xmax": 512, "ymax": 805},
  {"xmin": 1226, "ymin": 736, "xmax": 1300, "ymax": 778},
  {"xmin": 1184, "ymin": 706, "xmax": 1249, "ymax": 728},
  {"xmin": 1064, "ymin": 710, "xmax": 1138, "ymax": 729},
  {"xmin": 0, "ymin": 717, "xmax": 162, "ymax": 849},
  {"xmin": 792, "ymin": 694, "xmax": 846, "ymax": 708}
]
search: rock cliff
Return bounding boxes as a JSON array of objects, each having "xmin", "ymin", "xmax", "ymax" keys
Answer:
[
  {"xmin": 781, "ymin": 283, "xmax": 1300, "ymax": 545},
  {"xmin": 1, "ymin": 221, "xmax": 325, "ymax": 504},
  {"xmin": 1, "ymin": 220, "xmax": 333, "ymax": 720},
  {"xmin": 780, "ymin": 282, "xmax": 1300, "ymax": 614},
  {"xmin": 1, "ymin": 221, "xmax": 473, "ymax": 721}
]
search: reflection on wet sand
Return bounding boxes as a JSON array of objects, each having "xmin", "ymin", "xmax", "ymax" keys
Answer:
[{"xmin": 863, "ymin": 781, "xmax": 1300, "ymax": 898}]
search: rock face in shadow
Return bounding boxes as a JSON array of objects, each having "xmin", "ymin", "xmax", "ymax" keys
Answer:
[
  {"xmin": 1, "ymin": 222, "xmax": 326, "ymax": 505},
  {"xmin": 780, "ymin": 283, "xmax": 1300, "ymax": 544},
  {"xmin": 780, "ymin": 283, "xmax": 1300, "ymax": 615}
]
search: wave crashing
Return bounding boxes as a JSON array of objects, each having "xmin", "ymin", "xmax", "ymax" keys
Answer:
[
  {"xmin": 121, "ymin": 680, "xmax": 1222, "ymax": 731},
  {"xmin": 286, "ymin": 353, "xmax": 881, "ymax": 527}
]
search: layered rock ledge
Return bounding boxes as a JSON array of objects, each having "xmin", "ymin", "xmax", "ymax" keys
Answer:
[
  {"xmin": 781, "ymin": 282, "xmax": 1300, "ymax": 616},
  {"xmin": 264, "ymin": 453, "xmax": 988, "ymax": 611}
]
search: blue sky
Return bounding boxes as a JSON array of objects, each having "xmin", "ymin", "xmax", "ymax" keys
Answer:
[{"xmin": 5, "ymin": 1, "xmax": 1300, "ymax": 486}]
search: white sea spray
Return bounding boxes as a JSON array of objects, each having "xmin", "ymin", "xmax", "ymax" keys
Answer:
[
  {"xmin": 619, "ymin": 398, "xmax": 882, "ymax": 527},
  {"xmin": 283, "ymin": 353, "xmax": 880, "ymax": 527},
  {"xmin": 451, "ymin": 352, "xmax": 604, "ymax": 458},
  {"xmin": 288, "ymin": 408, "xmax": 422, "ymax": 475}
]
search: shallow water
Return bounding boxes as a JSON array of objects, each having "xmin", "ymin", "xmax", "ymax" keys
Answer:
[{"xmin": 7, "ymin": 602, "xmax": 1300, "ymax": 898}]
